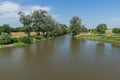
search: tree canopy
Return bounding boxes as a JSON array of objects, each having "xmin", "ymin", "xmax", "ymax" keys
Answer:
[
  {"xmin": 18, "ymin": 9, "xmax": 69, "ymax": 37},
  {"xmin": 70, "ymin": 16, "xmax": 82, "ymax": 35},
  {"xmin": 96, "ymin": 23, "xmax": 107, "ymax": 34},
  {"xmin": 112, "ymin": 28, "xmax": 120, "ymax": 34},
  {"xmin": 0, "ymin": 24, "xmax": 11, "ymax": 35}
]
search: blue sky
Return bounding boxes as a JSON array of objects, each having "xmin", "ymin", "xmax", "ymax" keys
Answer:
[{"xmin": 0, "ymin": 0, "xmax": 120, "ymax": 28}]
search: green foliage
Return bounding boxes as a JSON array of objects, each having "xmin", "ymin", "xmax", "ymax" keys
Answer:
[
  {"xmin": 18, "ymin": 37, "xmax": 32, "ymax": 44},
  {"xmin": 0, "ymin": 24, "xmax": 11, "ymax": 35},
  {"xmin": 34, "ymin": 36, "xmax": 44, "ymax": 40},
  {"xmin": 76, "ymin": 34, "xmax": 120, "ymax": 42},
  {"xmin": 11, "ymin": 38, "xmax": 18, "ymax": 43},
  {"xmin": 81, "ymin": 25, "xmax": 88, "ymax": 32},
  {"xmin": 112, "ymin": 28, "xmax": 120, "ymax": 34},
  {"xmin": 70, "ymin": 16, "xmax": 86, "ymax": 35},
  {"xmin": 11, "ymin": 27, "xmax": 24, "ymax": 32},
  {"xmin": 32, "ymin": 10, "xmax": 47, "ymax": 35},
  {"xmin": 48, "ymin": 24, "xmax": 68, "ymax": 37},
  {"xmin": 18, "ymin": 12, "xmax": 32, "ymax": 37},
  {"xmin": 96, "ymin": 23, "xmax": 107, "ymax": 34},
  {"xmin": 60, "ymin": 24, "xmax": 69, "ymax": 34},
  {"xmin": 0, "ymin": 32, "xmax": 12, "ymax": 45},
  {"xmin": 18, "ymin": 10, "xmax": 68, "ymax": 37},
  {"xmin": 91, "ymin": 29, "xmax": 97, "ymax": 34}
]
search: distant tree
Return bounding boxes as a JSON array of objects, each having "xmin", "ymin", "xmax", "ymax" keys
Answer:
[
  {"xmin": 18, "ymin": 12, "xmax": 32, "ymax": 37},
  {"xmin": 96, "ymin": 23, "xmax": 107, "ymax": 34},
  {"xmin": 112, "ymin": 28, "xmax": 120, "ymax": 34},
  {"xmin": 11, "ymin": 27, "xmax": 25, "ymax": 32},
  {"xmin": 81, "ymin": 25, "xmax": 88, "ymax": 32},
  {"xmin": 70, "ymin": 16, "xmax": 82, "ymax": 36},
  {"xmin": 91, "ymin": 29, "xmax": 97, "ymax": 34},
  {"xmin": 0, "ymin": 24, "xmax": 11, "ymax": 34}
]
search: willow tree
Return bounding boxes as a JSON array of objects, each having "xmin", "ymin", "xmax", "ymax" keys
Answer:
[
  {"xmin": 44, "ymin": 15, "xmax": 57, "ymax": 36},
  {"xmin": 32, "ymin": 10, "xmax": 48, "ymax": 36},
  {"xmin": 70, "ymin": 16, "xmax": 82, "ymax": 36},
  {"xmin": 18, "ymin": 12, "xmax": 32, "ymax": 37}
]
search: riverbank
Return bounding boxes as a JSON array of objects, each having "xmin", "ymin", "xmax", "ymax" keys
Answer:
[
  {"xmin": 0, "ymin": 42, "xmax": 27, "ymax": 49},
  {"xmin": 0, "ymin": 36, "xmax": 52, "ymax": 49},
  {"xmin": 74, "ymin": 33, "xmax": 120, "ymax": 43}
]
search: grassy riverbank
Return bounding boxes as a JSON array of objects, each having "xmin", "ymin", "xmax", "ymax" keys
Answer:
[
  {"xmin": 0, "ymin": 35, "xmax": 52, "ymax": 49},
  {"xmin": 74, "ymin": 33, "xmax": 120, "ymax": 43},
  {"xmin": 0, "ymin": 42, "xmax": 27, "ymax": 48}
]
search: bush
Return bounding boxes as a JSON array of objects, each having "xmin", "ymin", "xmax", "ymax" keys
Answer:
[
  {"xmin": 11, "ymin": 38, "xmax": 18, "ymax": 43},
  {"xmin": 18, "ymin": 37, "xmax": 32, "ymax": 44},
  {"xmin": 91, "ymin": 29, "xmax": 97, "ymax": 34},
  {"xmin": 34, "ymin": 36, "xmax": 43, "ymax": 40},
  {"xmin": 0, "ymin": 32, "xmax": 12, "ymax": 45},
  {"xmin": 112, "ymin": 28, "xmax": 120, "ymax": 34}
]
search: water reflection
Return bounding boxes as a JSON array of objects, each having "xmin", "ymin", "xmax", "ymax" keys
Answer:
[
  {"xmin": 22, "ymin": 39, "xmax": 57, "ymax": 65},
  {"xmin": 70, "ymin": 37, "xmax": 80, "ymax": 55},
  {"xmin": 94, "ymin": 42, "xmax": 105, "ymax": 63},
  {"xmin": 0, "ymin": 48, "xmax": 14, "ymax": 59},
  {"xmin": 96, "ymin": 42, "xmax": 105, "ymax": 54}
]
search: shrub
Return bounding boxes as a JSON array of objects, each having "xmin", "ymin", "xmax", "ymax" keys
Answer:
[
  {"xmin": 112, "ymin": 28, "xmax": 120, "ymax": 34},
  {"xmin": 34, "ymin": 36, "xmax": 43, "ymax": 40},
  {"xmin": 91, "ymin": 29, "xmax": 97, "ymax": 34},
  {"xmin": 0, "ymin": 24, "xmax": 11, "ymax": 35},
  {"xmin": 11, "ymin": 38, "xmax": 18, "ymax": 43},
  {"xmin": 0, "ymin": 32, "xmax": 11, "ymax": 45},
  {"xmin": 18, "ymin": 37, "xmax": 32, "ymax": 44}
]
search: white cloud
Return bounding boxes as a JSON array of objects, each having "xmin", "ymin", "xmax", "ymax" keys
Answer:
[
  {"xmin": 0, "ymin": 1, "xmax": 20, "ymax": 12},
  {"xmin": 0, "ymin": 1, "xmax": 51, "ymax": 27}
]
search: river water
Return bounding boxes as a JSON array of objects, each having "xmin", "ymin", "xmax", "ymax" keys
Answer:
[{"xmin": 0, "ymin": 35, "xmax": 120, "ymax": 80}]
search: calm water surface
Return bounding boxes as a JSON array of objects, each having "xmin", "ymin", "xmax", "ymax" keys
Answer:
[{"xmin": 0, "ymin": 35, "xmax": 120, "ymax": 80}]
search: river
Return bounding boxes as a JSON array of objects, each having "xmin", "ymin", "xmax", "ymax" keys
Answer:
[{"xmin": 0, "ymin": 35, "xmax": 120, "ymax": 80}]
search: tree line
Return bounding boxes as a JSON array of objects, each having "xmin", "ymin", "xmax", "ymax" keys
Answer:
[
  {"xmin": 0, "ymin": 9, "xmax": 69, "ymax": 37},
  {"xmin": 18, "ymin": 10, "xmax": 69, "ymax": 37},
  {"xmin": 69, "ymin": 16, "xmax": 120, "ymax": 35},
  {"xmin": 0, "ymin": 13, "xmax": 120, "ymax": 39}
]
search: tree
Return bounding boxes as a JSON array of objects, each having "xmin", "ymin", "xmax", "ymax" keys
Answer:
[
  {"xmin": 0, "ymin": 24, "xmax": 11, "ymax": 34},
  {"xmin": 81, "ymin": 25, "xmax": 88, "ymax": 32},
  {"xmin": 112, "ymin": 28, "xmax": 120, "ymax": 34},
  {"xmin": 32, "ymin": 10, "xmax": 48, "ymax": 36},
  {"xmin": 44, "ymin": 15, "xmax": 57, "ymax": 36},
  {"xmin": 18, "ymin": 10, "xmax": 68, "ymax": 37},
  {"xmin": 96, "ymin": 23, "xmax": 107, "ymax": 34},
  {"xmin": 61, "ymin": 24, "xmax": 69, "ymax": 34},
  {"xmin": 69, "ymin": 16, "xmax": 82, "ymax": 36},
  {"xmin": 11, "ymin": 27, "xmax": 25, "ymax": 32},
  {"xmin": 0, "ymin": 32, "xmax": 11, "ymax": 45},
  {"xmin": 18, "ymin": 12, "xmax": 32, "ymax": 37}
]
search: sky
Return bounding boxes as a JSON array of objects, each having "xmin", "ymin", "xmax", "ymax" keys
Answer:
[{"xmin": 0, "ymin": 0, "xmax": 120, "ymax": 28}]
